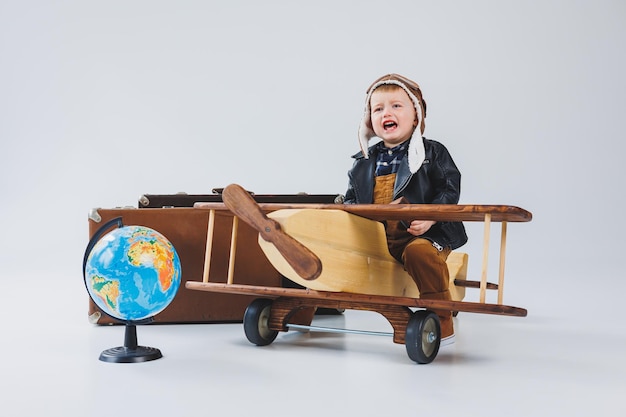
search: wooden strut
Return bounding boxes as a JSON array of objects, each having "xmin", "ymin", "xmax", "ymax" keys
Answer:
[
  {"xmin": 202, "ymin": 210, "xmax": 239, "ymax": 284},
  {"xmin": 227, "ymin": 216, "xmax": 238, "ymax": 285},
  {"xmin": 498, "ymin": 221, "xmax": 508, "ymax": 305},
  {"xmin": 478, "ymin": 214, "xmax": 510, "ymax": 305},
  {"xmin": 479, "ymin": 213, "xmax": 491, "ymax": 303},
  {"xmin": 202, "ymin": 209, "xmax": 216, "ymax": 283}
]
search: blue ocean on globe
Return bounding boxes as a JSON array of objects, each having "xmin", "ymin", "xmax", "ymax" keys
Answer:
[{"xmin": 85, "ymin": 225, "xmax": 182, "ymax": 322}]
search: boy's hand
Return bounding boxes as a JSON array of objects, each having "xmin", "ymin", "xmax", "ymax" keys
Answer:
[{"xmin": 406, "ymin": 220, "xmax": 436, "ymax": 236}]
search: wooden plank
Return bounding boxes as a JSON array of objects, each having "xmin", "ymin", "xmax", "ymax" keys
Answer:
[
  {"xmin": 185, "ymin": 282, "xmax": 527, "ymax": 317},
  {"xmin": 194, "ymin": 202, "xmax": 532, "ymax": 223}
]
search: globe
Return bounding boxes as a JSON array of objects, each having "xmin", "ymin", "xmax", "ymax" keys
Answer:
[{"xmin": 84, "ymin": 224, "xmax": 182, "ymax": 323}]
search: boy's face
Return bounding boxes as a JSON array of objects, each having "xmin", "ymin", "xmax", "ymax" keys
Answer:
[{"xmin": 370, "ymin": 87, "xmax": 417, "ymax": 148}]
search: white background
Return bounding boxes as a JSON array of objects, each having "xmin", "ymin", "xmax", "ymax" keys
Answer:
[
  {"xmin": 1, "ymin": 1, "xmax": 625, "ymax": 416},
  {"xmin": 2, "ymin": 1, "xmax": 625, "ymax": 280}
]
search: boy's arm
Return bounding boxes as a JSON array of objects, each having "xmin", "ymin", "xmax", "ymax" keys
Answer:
[
  {"xmin": 429, "ymin": 145, "xmax": 462, "ymax": 205},
  {"xmin": 343, "ymin": 185, "xmax": 357, "ymax": 204}
]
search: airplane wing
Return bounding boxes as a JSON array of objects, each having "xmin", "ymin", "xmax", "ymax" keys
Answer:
[{"xmin": 195, "ymin": 193, "xmax": 531, "ymax": 223}]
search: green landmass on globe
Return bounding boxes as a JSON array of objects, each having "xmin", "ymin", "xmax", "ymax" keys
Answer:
[{"xmin": 85, "ymin": 225, "xmax": 182, "ymax": 322}]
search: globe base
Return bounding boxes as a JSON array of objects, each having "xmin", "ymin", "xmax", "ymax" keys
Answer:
[
  {"xmin": 98, "ymin": 322, "xmax": 162, "ymax": 363},
  {"xmin": 99, "ymin": 346, "xmax": 162, "ymax": 363}
]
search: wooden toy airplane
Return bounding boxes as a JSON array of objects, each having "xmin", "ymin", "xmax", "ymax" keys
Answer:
[{"xmin": 186, "ymin": 184, "xmax": 532, "ymax": 364}]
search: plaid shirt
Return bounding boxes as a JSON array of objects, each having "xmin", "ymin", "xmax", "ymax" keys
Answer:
[{"xmin": 375, "ymin": 141, "xmax": 408, "ymax": 176}]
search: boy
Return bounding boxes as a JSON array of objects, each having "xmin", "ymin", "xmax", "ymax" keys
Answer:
[{"xmin": 343, "ymin": 73, "xmax": 467, "ymax": 345}]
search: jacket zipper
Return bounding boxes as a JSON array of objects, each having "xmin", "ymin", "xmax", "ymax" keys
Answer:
[{"xmin": 431, "ymin": 241, "xmax": 444, "ymax": 252}]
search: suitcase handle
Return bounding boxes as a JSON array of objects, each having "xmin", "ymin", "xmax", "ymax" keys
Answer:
[{"xmin": 212, "ymin": 187, "xmax": 254, "ymax": 195}]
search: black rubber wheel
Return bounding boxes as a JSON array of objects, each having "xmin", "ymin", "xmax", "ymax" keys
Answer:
[
  {"xmin": 405, "ymin": 310, "xmax": 441, "ymax": 364},
  {"xmin": 243, "ymin": 298, "xmax": 278, "ymax": 346}
]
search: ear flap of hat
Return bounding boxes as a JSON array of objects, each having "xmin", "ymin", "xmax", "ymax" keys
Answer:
[
  {"xmin": 358, "ymin": 105, "xmax": 376, "ymax": 158},
  {"xmin": 407, "ymin": 131, "xmax": 425, "ymax": 174}
]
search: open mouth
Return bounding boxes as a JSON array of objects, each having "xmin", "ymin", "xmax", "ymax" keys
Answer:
[{"xmin": 383, "ymin": 121, "xmax": 397, "ymax": 130}]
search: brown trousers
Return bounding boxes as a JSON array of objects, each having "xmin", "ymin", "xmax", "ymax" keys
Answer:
[{"xmin": 373, "ymin": 175, "xmax": 453, "ymax": 323}]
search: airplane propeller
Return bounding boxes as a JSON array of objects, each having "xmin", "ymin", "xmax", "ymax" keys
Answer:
[{"xmin": 221, "ymin": 184, "xmax": 322, "ymax": 281}]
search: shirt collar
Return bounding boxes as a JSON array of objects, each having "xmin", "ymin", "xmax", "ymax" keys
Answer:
[{"xmin": 376, "ymin": 140, "xmax": 409, "ymax": 157}]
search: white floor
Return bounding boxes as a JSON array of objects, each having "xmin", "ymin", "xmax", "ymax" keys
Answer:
[{"xmin": 1, "ymin": 270, "xmax": 624, "ymax": 417}]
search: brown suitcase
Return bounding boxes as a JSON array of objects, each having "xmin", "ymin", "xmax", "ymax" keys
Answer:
[
  {"xmin": 86, "ymin": 207, "xmax": 285, "ymax": 325},
  {"xmin": 87, "ymin": 191, "xmax": 342, "ymax": 325}
]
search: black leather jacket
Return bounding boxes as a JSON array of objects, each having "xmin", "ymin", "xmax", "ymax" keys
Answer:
[{"xmin": 344, "ymin": 137, "xmax": 468, "ymax": 250}]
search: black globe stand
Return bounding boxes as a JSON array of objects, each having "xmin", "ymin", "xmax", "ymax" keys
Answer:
[{"xmin": 98, "ymin": 322, "xmax": 162, "ymax": 363}]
